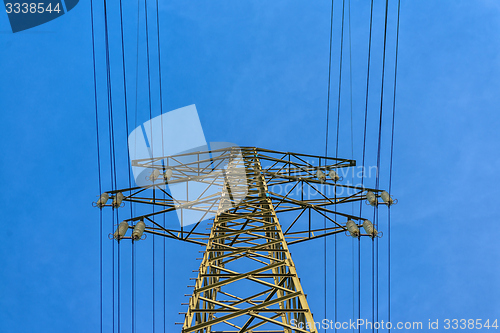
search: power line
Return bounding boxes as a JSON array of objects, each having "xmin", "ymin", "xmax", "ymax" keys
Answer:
[
  {"xmin": 143, "ymin": 0, "xmax": 156, "ymax": 329},
  {"xmin": 334, "ymin": 1, "xmax": 346, "ymax": 330},
  {"xmin": 89, "ymin": 0, "xmax": 102, "ymax": 331},
  {"xmin": 132, "ymin": 0, "xmax": 142, "ymax": 330},
  {"xmin": 359, "ymin": 0, "xmax": 374, "ymax": 218},
  {"xmin": 117, "ymin": 0, "xmax": 136, "ymax": 331},
  {"xmin": 324, "ymin": 0, "xmax": 335, "ymax": 329},
  {"xmin": 325, "ymin": 0, "xmax": 335, "ymax": 158},
  {"xmin": 358, "ymin": 1, "xmax": 375, "ymax": 331},
  {"xmin": 374, "ymin": 1, "xmax": 390, "ymax": 330},
  {"xmin": 153, "ymin": 0, "xmax": 167, "ymax": 330},
  {"xmin": 388, "ymin": 1, "xmax": 401, "ymax": 331},
  {"xmin": 347, "ymin": 1, "xmax": 356, "ymax": 330},
  {"xmin": 101, "ymin": 0, "xmax": 119, "ymax": 331}
]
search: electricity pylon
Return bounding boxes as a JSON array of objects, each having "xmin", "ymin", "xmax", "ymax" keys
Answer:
[{"xmin": 96, "ymin": 146, "xmax": 394, "ymax": 333}]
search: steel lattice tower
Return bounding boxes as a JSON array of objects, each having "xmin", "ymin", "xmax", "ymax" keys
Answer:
[{"xmin": 96, "ymin": 146, "xmax": 394, "ymax": 333}]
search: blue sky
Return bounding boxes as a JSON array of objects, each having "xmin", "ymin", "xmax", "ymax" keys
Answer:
[{"xmin": 1, "ymin": 0, "xmax": 499, "ymax": 332}]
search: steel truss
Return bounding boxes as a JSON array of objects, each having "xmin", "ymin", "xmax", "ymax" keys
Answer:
[{"xmin": 98, "ymin": 147, "xmax": 392, "ymax": 333}]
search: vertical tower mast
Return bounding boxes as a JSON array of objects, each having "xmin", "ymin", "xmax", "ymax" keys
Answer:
[{"xmin": 183, "ymin": 149, "xmax": 316, "ymax": 333}]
